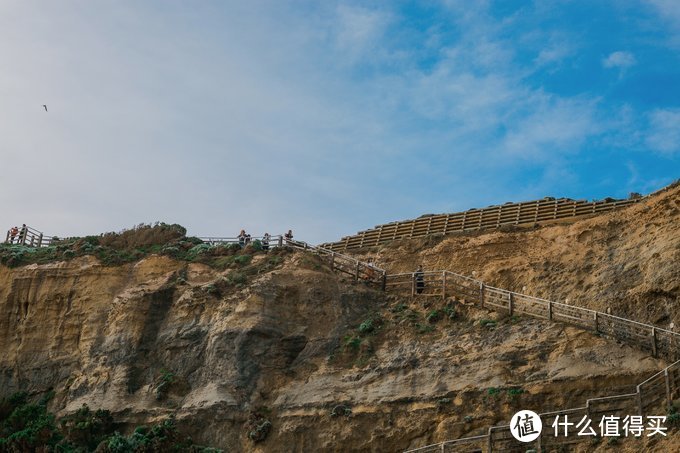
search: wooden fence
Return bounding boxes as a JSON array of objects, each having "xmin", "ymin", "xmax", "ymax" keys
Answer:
[
  {"xmin": 405, "ymin": 361, "xmax": 680, "ymax": 452},
  {"xmin": 286, "ymin": 239, "xmax": 386, "ymax": 289},
  {"xmin": 321, "ymin": 196, "xmax": 642, "ymax": 251},
  {"xmin": 4, "ymin": 225, "xmax": 58, "ymax": 247},
  {"xmin": 386, "ymin": 271, "xmax": 680, "ymax": 361},
  {"xmin": 391, "ymin": 271, "xmax": 680, "ymax": 452},
  {"xmin": 198, "ymin": 234, "xmax": 285, "ymax": 248}
]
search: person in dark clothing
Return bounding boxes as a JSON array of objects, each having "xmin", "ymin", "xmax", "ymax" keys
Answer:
[
  {"xmin": 284, "ymin": 229, "xmax": 293, "ymax": 244},
  {"xmin": 415, "ymin": 265, "xmax": 425, "ymax": 294},
  {"xmin": 238, "ymin": 229, "xmax": 246, "ymax": 247},
  {"xmin": 262, "ymin": 233, "xmax": 270, "ymax": 251}
]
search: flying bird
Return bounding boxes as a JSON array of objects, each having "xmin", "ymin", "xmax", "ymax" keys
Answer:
[{"xmin": 42, "ymin": 105, "xmax": 48, "ymax": 112}]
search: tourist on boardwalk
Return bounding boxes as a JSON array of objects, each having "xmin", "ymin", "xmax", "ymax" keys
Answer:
[
  {"xmin": 284, "ymin": 229, "xmax": 293, "ymax": 244},
  {"xmin": 262, "ymin": 233, "xmax": 271, "ymax": 251},
  {"xmin": 9, "ymin": 226, "xmax": 18, "ymax": 244},
  {"xmin": 366, "ymin": 257, "xmax": 377, "ymax": 280},
  {"xmin": 245, "ymin": 233, "xmax": 252, "ymax": 245},
  {"xmin": 415, "ymin": 265, "xmax": 425, "ymax": 294},
  {"xmin": 238, "ymin": 229, "xmax": 246, "ymax": 247}
]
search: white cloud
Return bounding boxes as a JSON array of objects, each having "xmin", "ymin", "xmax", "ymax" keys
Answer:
[
  {"xmin": 645, "ymin": 109, "xmax": 680, "ymax": 155},
  {"xmin": 647, "ymin": 0, "xmax": 680, "ymax": 28},
  {"xmin": 333, "ymin": 5, "xmax": 392, "ymax": 64},
  {"xmin": 602, "ymin": 51, "xmax": 636, "ymax": 69}
]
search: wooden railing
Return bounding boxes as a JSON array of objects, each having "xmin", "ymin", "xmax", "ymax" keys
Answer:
[
  {"xmin": 4, "ymin": 225, "xmax": 59, "ymax": 247},
  {"xmin": 405, "ymin": 361, "xmax": 680, "ymax": 452},
  {"xmin": 390, "ymin": 271, "xmax": 680, "ymax": 451},
  {"xmin": 198, "ymin": 235, "xmax": 387, "ymax": 288},
  {"xmin": 321, "ymin": 195, "xmax": 642, "ymax": 251},
  {"xmin": 286, "ymin": 239, "xmax": 386, "ymax": 289},
  {"xmin": 386, "ymin": 271, "xmax": 680, "ymax": 361},
  {"xmin": 198, "ymin": 235, "xmax": 285, "ymax": 247}
]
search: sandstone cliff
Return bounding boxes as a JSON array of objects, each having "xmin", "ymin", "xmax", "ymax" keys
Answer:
[{"xmin": 0, "ymin": 184, "xmax": 678, "ymax": 452}]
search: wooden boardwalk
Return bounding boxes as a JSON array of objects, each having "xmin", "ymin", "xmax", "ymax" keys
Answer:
[{"xmin": 321, "ymin": 195, "xmax": 642, "ymax": 251}]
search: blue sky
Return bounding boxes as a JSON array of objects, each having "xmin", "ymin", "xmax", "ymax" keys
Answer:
[{"xmin": 1, "ymin": 1, "xmax": 678, "ymax": 243}]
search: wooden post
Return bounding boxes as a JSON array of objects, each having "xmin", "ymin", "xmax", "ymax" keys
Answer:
[
  {"xmin": 381, "ymin": 272, "xmax": 386, "ymax": 292},
  {"xmin": 548, "ymin": 301, "xmax": 553, "ymax": 321},
  {"xmin": 355, "ymin": 261, "xmax": 360, "ymax": 281},
  {"xmin": 652, "ymin": 328, "xmax": 658, "ymax": 358},
  {"xmin": 411, "ymin": 273, "xmax": 416, "ymax": 297},
  {"xmin": 37, "ymin": 233, "xmax": 43, "ymax": 247},
  {"xmin": 508, "ymin": 293, "xmax": 514, "ymax": 317},
  {"xmin": 442, "ymin": 271, "xmax": 447, "ymax": 301},
  {"xmin": 330, "ymin": 252, "xmax": 335, "ymax": 269},
  {"xmin": 665, "ymin": 368, "xmax": 672, "ymax": 409},
  {"xmin": 487, "ymin": 428, "xmax": 493, "ymax": 453},
  {"xmin": 440, "ymin": 442, "xmax": 445, "ymax": 453},
  {"xmin": 594, "ymin": 312, "xmax": 599, "ymax": 332},
  {"xmin": 636, "ymin": 385, "xmax": 644, "ymax": 417},
  {"xmin": 480, "ymin": 283, "xmax": 485, "ymax": 307}
]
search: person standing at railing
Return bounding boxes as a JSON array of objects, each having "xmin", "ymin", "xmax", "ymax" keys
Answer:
[
  {"xmin": 9, "ymin": 226, "xmax": 18, "ymax": 244},
  {"xmin": 262, "ymin": 233, "xmax": 270, "ymax": 251},
  {"xmin": 284, "ymin": 229, "xmax": 293, "ymax": 244},
  {"xmin": 366, "ymin": 257, "xmax": 377, "ymax": 280},
  {"xmin": 245, "ymin": 233, "xmax": 252, "ymax": 245},
  {"xmin": 415, "ymin": 265, "xmax": 425, "ymax": 294},
  {"xmin": 238, "ymin": 229, "xmax": 246, "ymax": 247}
]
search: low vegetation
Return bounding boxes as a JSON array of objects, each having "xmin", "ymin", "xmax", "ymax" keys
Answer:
[
  {"xmin": 0, "ymin": 391, "xmax": 220, "ymax": 452},
  {"xmin": 0, "ymin": 223, "xmax": 291, "ymax": 270}
]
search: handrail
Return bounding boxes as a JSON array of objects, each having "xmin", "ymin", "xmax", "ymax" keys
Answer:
[
  {"xmin": 198, "ymin": 235, "xmax": 284, "ymax": 246},
  {"xmin": 405, "ymin": 359, "xmax": 680, "ymax": 452},
  {"xmin": 4, "ymin": 224, "xmax": 59, "ymax": 248},
  {"xmin": 285, "ymin": 238, "xmax": 386, "ymax": 288},
  {"xmin": 386, "ymin": 269, "xmax": 680, "ymax": 350}
]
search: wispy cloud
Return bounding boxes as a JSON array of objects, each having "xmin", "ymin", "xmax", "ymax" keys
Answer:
[
  {"xmin": 603, "ymin": 51, "xmax": 637, "ymax": 69},
  {"xmin": 645, "ymin": 108, "xmax": 680, "ymax": 155}
]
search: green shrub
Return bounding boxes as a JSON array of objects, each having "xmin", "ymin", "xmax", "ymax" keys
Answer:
[
  {"xmin": 390, "ymin": 303, "xmax": 407, "ymax": 313},
  {"xmin": 233, "ymin": 255, "xmax": 252, "ymax": 266},
  {"xmin": 59, "ymin": 404, "xmax": 114, "ymax": 450},
  {"xmin": 358, "ymin": 319, "xmax": 374, "ymax": 334},
  {"xmin": 426, "ymin": 310, "xmax": 441, "ymax": 323},
  {"xmin": 480, "ymin": 319, "xmax": 496, "ymax": 328},
  {"xmin": 0, "ymin": 394, "xmax": 62, "ymax": 450},
  {"xmin": 507, "ymin": 388, "xmax": 524, "ymax": 398},
  {"xmin": 99, "ymin": 223, "xmax": 187, "ymax": 249},
  {"xmin": 155, "ymin": 370, "xmax": 176, "ymax": 400},
  {"xmin": 442, "ymin": 306, "xmax": 457, "ymax": 320},
  {"xmin": 668, "ymin": 405, "xmax": 680, "ymax": 427},
  {"xmin": 227, "ymin": 271, "xmax": 247, "ymax": 286},
  {"xmin": 187, "ymin": 243, "xmax": 212, "ymax": 260},
  {"xmin": 344, "ymin": 336, "xmax": 362, "ymax": 352},
  {"xmin": 487, "ymin": 387, "xmax": 500, "ymax": 396}
]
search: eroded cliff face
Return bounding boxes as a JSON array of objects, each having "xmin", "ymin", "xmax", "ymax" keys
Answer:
[{"xmin": 0, "ymin": 247, "xmax": 672, "ymax": 451}]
